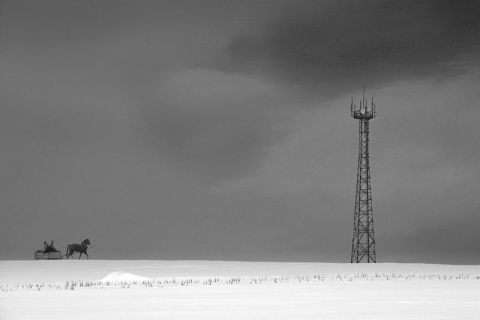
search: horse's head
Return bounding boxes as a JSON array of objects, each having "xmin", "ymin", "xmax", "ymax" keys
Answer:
[{"xmin": 85, "ymin": 238, "xmax": 91, "ymax": 246}]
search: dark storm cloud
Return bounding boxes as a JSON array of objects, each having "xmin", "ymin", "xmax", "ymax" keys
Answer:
[
  {"xmin": 134, "ymin": 68, "xmax": 293, "ymax": 182},
  {"xmin": 226, "ymin": 0, "xmax": 480, "ymax": 95},
  {"xmin": 0, "ymin": 0, "xmax": 289, "ymax": 184}
]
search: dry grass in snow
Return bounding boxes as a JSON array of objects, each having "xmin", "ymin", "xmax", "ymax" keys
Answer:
[{"xmin": 1, "ymin": 260, "xmax": 479, "ymax": 319}]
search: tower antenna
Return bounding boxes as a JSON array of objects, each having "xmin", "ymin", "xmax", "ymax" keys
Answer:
[{"xmin": 350, "ymin": 90, "xmax": 377, "ymax": 263}]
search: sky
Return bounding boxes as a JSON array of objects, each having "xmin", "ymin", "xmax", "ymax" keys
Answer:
[{"xmin": 1, "ymin": 0, "xmax": 479, "ymax": 263}]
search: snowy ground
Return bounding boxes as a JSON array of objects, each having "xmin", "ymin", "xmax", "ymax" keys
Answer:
[{"xmin": 1, "ymin": 260, "xmax": 480, "ymax": 319}]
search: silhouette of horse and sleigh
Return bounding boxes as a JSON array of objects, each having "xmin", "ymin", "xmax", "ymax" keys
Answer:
[{"xmin": 34, "ymin": 239, "xmax": 92, "ymax": 260}]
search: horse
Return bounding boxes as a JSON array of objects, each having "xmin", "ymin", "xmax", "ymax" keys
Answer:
[{"xmin": 65, "ymin": 239, "xmax": 91, "ymax": 259}]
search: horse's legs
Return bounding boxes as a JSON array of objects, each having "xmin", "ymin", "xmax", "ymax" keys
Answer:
[
  {"xmin": 84, "ymin": 252, "xmax": 89, "ymax": 259},
  {"xmin": 78, "ymin": 252, "xmax": 82, "ymax": 259}
]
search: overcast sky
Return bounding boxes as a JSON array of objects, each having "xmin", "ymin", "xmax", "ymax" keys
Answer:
[{"xmin": 1, "ymin": 0, "xmax": 480, "ymax": 263}]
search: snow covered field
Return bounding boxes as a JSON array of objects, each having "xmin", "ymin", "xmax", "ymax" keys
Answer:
[{"xmin": 1, "ymin": 260, "xmax": 479, "ymax": 319}]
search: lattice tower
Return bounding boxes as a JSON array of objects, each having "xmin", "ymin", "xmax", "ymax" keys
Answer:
[{"xmin": 350, "ymin": 91, "xmax": 377, "ymax": 263}]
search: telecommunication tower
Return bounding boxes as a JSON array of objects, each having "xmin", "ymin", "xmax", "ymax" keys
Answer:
[{"xmin": 350, "ymin": 90, "xmax": 377, "ymax": 263}]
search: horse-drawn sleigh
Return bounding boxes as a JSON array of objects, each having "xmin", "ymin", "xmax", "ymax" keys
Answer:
[{"xmin": 34, "ymin": 239, "xmax": 91, "ymax": 260}]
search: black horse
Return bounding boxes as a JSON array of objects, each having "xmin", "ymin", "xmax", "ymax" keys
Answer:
[{"xmin": 65, "ymin": 239, "xmax": 91, "ymax": 259}]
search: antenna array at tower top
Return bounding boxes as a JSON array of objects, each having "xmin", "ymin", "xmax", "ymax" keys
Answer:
[{"xmin": 351, "ymin": 96, "xmax": 376, "ymax": 120}]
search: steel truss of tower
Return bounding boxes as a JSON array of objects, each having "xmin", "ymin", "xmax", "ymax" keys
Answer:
[{"xmin": 350, "ymin": 94, "xmax": 376, "ymax": 263}]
